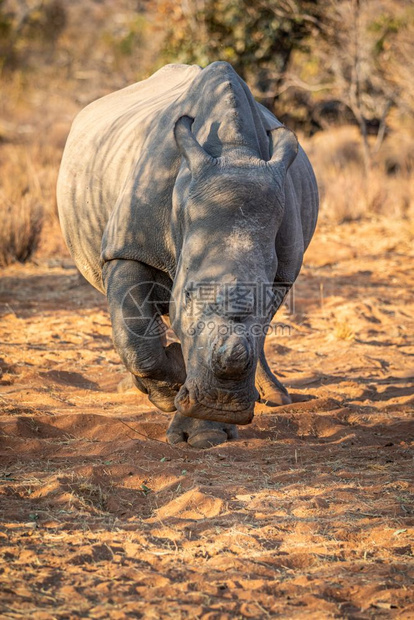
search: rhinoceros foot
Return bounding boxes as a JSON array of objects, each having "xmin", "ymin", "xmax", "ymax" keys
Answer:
[
  {"xmin": 166, "ymin": 412, "xmax": 238, "ymax": 448},
  {"xmin": 117, "ymin": 374, "xmax": 179, "ymax": 412},
  {"xmin": 256, "ymin": 374, "xmax": 292, "ymax": 406}
]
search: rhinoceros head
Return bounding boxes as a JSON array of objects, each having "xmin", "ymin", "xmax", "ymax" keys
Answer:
[{"xmin": 169, "ymin": 116, "xmax": 297, "ymax": 425}]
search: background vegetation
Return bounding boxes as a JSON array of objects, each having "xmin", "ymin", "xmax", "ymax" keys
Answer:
[{"xmin": 0, "ymin": 0, "xmax": 413, "ymax": 266}]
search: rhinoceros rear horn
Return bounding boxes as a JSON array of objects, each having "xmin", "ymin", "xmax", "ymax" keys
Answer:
[
  {"xmin": 268, "ymin": 126, "xmax": 298, "ymax": 174},
  {"xmin": 174, "ymin": 116, "xmax": 214, "ymax": 176}
]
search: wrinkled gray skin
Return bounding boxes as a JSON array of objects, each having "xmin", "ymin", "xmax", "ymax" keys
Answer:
[{"xmin": 57, "ymin": 62, "xmax": 318, "ymax": 448}]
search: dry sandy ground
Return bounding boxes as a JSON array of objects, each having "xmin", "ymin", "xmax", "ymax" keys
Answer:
[{"xmin": 0, "ymin": 217, "xmax": 413, "ymax": 619}]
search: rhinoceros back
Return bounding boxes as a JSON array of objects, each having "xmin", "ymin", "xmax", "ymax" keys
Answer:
[
  {"xmin": 57, "ymin": 64, "xmax": 202, "ymax": 291},
  {"xmin": 58, "ymin": 62, "xmax": 318, "ymax": 292}
]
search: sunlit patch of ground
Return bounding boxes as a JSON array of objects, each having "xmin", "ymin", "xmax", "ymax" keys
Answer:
[{"xmin": 0, "ymin": 217, "xmax": 413, "ymax": 618}]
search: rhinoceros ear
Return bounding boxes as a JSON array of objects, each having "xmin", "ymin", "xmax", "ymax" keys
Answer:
[
  {"xmin": 267, "ymin": 126, "xmax": 298, "ymax": 174},
  {"xmin": 174, "ymin": 116, "xmax": 215, "ymax": 176}
]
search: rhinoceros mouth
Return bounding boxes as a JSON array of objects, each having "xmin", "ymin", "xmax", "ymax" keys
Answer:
[{"xmin": 174, "ymin": 382, "xmax": 256, "ymax": 425}]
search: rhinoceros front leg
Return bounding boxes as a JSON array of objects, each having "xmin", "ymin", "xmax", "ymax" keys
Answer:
[
  {"xmin": 255, "ymin": 279, "xmax": 292, "ymax": 406},
  {"xmin": 103, "ymin": 259, "xmax": 186, "ymax": 412},
  {"xmin": 255, "ymin": 349, "xmax": 291, "ymax": 406},
  {"xmin": 103, "ymin": 260, "xmax": 237, "ymax": 448}
]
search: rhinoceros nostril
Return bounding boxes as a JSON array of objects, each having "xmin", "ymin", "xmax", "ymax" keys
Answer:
[
  {"xmin": 228, "ymin": 341, "xmax": 248, "ymax": 364},
  {"xmin": 212, "ymin": 335, "xmax": 251, "ymax": 378}
]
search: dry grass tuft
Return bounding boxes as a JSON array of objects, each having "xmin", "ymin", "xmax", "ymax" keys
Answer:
[
  {"xmin": 0, "ymin": 145, "xmax": 45, "ymax": 266},
  {"xmin": 0, "ymin": 199, "xmax": 44, "ymax": 267},
  {"xmin": 71, "ymin": 479, "xmax": 109, "ymax": 513},
  {"xmin": 0, "ymin": 139, "xmax": 60, "ymax": 266},
  {"xmin": 333, "ymin": 320, "xmax": 355, "ymax": 341}
]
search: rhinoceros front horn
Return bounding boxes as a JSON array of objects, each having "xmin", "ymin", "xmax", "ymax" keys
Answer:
[
  {"xmin": 268, "ymin": 126, "xmax": 299, "ymax": 173},
  {"xmin": 174, "ymin": 116, "xmax": 215, "ymax": 176}
]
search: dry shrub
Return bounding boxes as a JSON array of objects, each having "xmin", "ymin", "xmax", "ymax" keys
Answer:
[
  {"xmin": 0, "ymin": 69, "xmax": 74, "ymax": 265},
  {"xmin": 318, "ymin": 171, "xmax": 368, "ymax": 223},
  {"xmin": 0, "ymin": 144, "xmax": 48, "ymax": 267},
  {"xmin": 306, "ymin": 127, "xmax": 363, "ymax": 171},
  {"xmin": 304, "ymin": 126, "xmax": 414, "ymax": 223},
  {"xmin": 381, "ymin": 133, "xmax": 414, "ymax": 176},
  {"xmin": 0, "ymin": 199, "xmax": 43, "ymax": 267}
]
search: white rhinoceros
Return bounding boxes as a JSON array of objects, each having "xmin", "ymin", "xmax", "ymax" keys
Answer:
[{"xmin": 57, "ymin": 62, "xmax": 319, "ymax": 448}]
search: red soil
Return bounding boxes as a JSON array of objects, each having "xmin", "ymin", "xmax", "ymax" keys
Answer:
[{"xmin": 0, "ymin": 218, "xmax": 413, "ymax": 618}]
